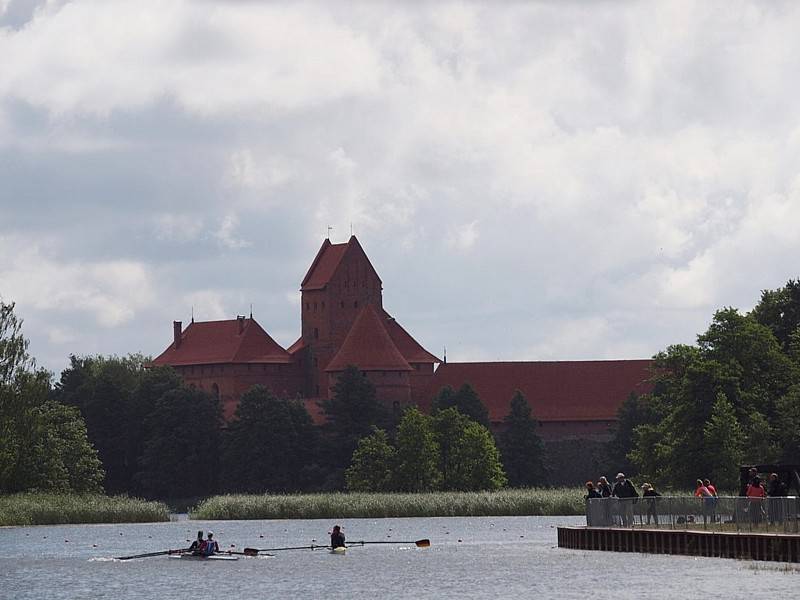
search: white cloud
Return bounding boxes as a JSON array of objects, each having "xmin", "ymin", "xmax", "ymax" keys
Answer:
[
  {"xmin": 214, "ymin": 214, "xmax": 250, "ymax": 250},
  {"xmin": 0, "ymin": 236, "xmax": 154, "ymax": 327},
  {"xmin": 3, "ymin": 1, "xmax": 800, "ymax": 373}
]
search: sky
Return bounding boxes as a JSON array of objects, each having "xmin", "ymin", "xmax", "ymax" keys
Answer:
[{"xmin": 1, "ymin": 0, "xmax": 799, "ymax": 376}]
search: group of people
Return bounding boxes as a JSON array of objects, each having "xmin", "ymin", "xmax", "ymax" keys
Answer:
[
  {"xmin": 585, "ymin": 467, "xmax": 794, "ymax": 529},
  {"xmin": 183, "ymin": 526, "xmax": 347, "ymax": 556},
  {"xmin": 187, "ymin": 530, "xmax": 220, "ymax": 556},
  {"xmin": 584, "ymin": 473, "xmax": 650, "ymax": 526},
  {"xmin": 743, "ymin": 468, "xmax": 789, "ymax": 525}
]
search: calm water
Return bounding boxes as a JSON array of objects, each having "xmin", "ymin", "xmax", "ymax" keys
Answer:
[{"xmin": 1, "ymin": 516, "xmax": 797, "ymax": 599}]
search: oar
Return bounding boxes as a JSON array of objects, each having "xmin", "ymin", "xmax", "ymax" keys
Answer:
[
  {"xmin": 350, "ymin": 539, "xmax": 431, "ymax": 548},
  {"xmin": 115, "ymin": 548, "xmax": 190, "ymax": 560},
  {"xmin": 243, "ymin": 544, "xmax": 329, "ymax": 556}
]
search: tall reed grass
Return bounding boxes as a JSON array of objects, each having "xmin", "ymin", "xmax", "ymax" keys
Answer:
[
  {"xmin": 191, "ymin": 487, "xmax": 585, "ymax": 520},
  {"xmin": 0, "ymin": 493, "xmax": 170, "ymax": 526}
]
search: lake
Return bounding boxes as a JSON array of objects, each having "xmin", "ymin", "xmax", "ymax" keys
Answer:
[{"xmin": 2, "ymin": 516, "xmax": 797, "ymax": 599}]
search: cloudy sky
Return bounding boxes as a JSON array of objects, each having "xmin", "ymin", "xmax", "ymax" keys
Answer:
[{"xmin": 1, "ymin": 0, "xmax": 799, "ymax": 375}]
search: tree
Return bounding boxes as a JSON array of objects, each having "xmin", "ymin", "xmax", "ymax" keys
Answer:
[
  {"xmin": 703, "ymin": 392, "xmax": 744, "ymax": 491},
  {"xmin": 751, "ymin": 279, "xmax": 800, "ymax": 355},
  {"xmin": 54, "ymin": 354, "xmax": 184, "ymax": 495},
  {"xmin": 393, "ymin": 407, "xmax": 440, "ymax": 492},
  {"xmin": 0, "ymin": 301, "xmax": 35, "ymax": 385},
  {"xmin": 319, "ymin": 365, "xmax": 389, "ymax": 484},
  {"xmin": 222, "ymin": 386, "xmax": 318, "ymax": 493},
  {"xmin": 0, "ymin": 302, "xmax": 103, "ymax": 494},
  {"xmin": 447, "ymin": 420, "xmax": 506, "ymax": 490},
  {"xmin": 137, "ymin": 387, "xmax": 222, "ymax": 499},
  {"xmin": 774, "ymin": 385, "xmax": 800, "ymax": 463},
  {"xmin": 431, "ymin": 383, "xmax": 490, "ymax": 427},
  {"xmin": 345, "ymin": 428, "xmax": 396, "ymax": 492},
  {"xmin": 499, "ymin": 391, "xmax": 547, "ymax": 487}
]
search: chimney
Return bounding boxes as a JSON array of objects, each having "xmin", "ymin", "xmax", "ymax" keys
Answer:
[
  {"xmin": 237, "ymin": 315, "xmax": 246, "ymax": 334},
  {"xmin": 173, "ymin": 321, "xmax": 182, "ymax": 349}
]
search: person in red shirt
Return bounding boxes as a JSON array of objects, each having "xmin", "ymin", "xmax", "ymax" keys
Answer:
[{"xmin": 746, "ymin": 476, "xmax": 766, "ymax": 525}]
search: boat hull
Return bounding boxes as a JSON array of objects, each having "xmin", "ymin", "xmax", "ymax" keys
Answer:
[{"xmin": 168, "ymin": 553, "xmax": 239, "ymax": 561}]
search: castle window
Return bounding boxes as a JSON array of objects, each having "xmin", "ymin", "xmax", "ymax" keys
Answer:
[
  {"xmin": 322, "ymin": 302, "xmax": 325, "ymax": 309},
  {"xmin": 354, "ymin": 300, "xmax": 358, "ymax": 308},
  {"xmin": 393, "ymin": 401, "xmax": 400, "ymax": 413},
  {"xmin": 314, "ymin": 327, "xmax": 319, "ymax": 339},
  {"xmin": 314, "ymin": 301, "xmax": 317, "ymax": 310},
  {"xmin": 313, "ymin": 357, "xmax": 318, "ymax": 367},
  {"xmin": 263, "ymin": 365, "xmax": 268, "ymax": 372},
  {"xmin": 340, "ymin": 301, "xmax": 344, "ymax": 308},
  {"xmin": 211, "ymin": 383, "xmax": 220, "ymax": 399},
  {"xmin": 316, "ymin": 384, "xmax": 320, "ymax": 395}
]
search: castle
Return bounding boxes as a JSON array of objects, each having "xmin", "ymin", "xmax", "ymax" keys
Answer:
[{"xmin": 153, "ymin": 236, "xmax": 652, "ymax": 480}]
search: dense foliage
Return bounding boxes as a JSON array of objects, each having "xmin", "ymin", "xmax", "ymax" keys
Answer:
[
  {"xmin": 0, "ymin": 302, "xmax": 104, "ymax": 494},
  {"xmin": 430, "ymin": 383, "xmax": 490, "ymax": 427},
  {"xmin": 345, "ymin": 406, "xmax": 506, "ymax": 492},
  {"xmin": 318, "ymin": 365, "xmax": 390, "ymax": 488},
  {"xmin": 498, "ymin": 391, "xmax": 547, "ymax": 487},
  {"xmin": 616, "ymin": 279, "xmax": 800, "ymax": 489},
  {"xmin": 222, "ymin": 386, "xmax": 320, "ymax": 492}
]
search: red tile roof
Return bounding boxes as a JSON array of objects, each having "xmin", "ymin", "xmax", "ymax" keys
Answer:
[
  {"xmin": 382, "ymin": 310, "xmax": 441, "ymax": 364},
  {"xmin": 151, "ymin": 318, "xmax": 291, "ymax": 366},
  {"xmin": 287, "ymin": 337, "xmax": 305, "ymax": 355},
  {"xmin": 300, "ymin": 239, "xmax": 348, "ymax": 291},
  {"xmin": 326, "ymin": 304, "xmax": 413, "ymax": 372},
  {"xmin": 421, "ymin": 360, "xmax": 653, "ymax": 423},
  {"xmin": 300, "ymin": 236, "xmax": 382, "ymax": 291}
]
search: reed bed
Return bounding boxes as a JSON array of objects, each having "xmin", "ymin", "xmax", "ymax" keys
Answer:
[
  {"xmin": 191, "ymin": 487, "xmax": 585, "ymax": 520},
  {"xmin": 0, "ymin": 493, "xmax": 170, "ymax": 526}
]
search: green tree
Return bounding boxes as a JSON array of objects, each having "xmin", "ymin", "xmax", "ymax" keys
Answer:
[
  {"xmin": 319, "ymin": 365, "xmax": 389, "ymax": 485},
  {"xmin": 0, "ymin": 302, "xmax": 103, "ymax": 494},
  {"xmin": 703, "ymin": 392, "xmax": 745, "ymax": 490},
  {"xmin": 433, "ymin": 407, "xmax": 506, "ymax": 491},
  {"xmin": 499, "ymin": 391, "xmax": 547, "ymax": 487},
  {"xmin": 431, "ymin": 383, "xmax": 490, "ymax": 427},
  {"xmin": 751, "ymin": 279, "xmax": 800, "ymax": 355},
  {"xmin": 345, "ymin": 428, "xmax": 396, "ymax": 492},
  {"xmin": 137, "ymin": 387, "xmax": 222, "ymax": 499},
  {"xmin": 774, "ymin": 385, "xmax": 800, "ymax": 463},
  {"xmin": 54, "ymin": 355, "xmax": 183, "ymax": 495},
  {"xmin": 0, "ymin": 301, "xmax": 35, "ymax": 385},
  {"xmin": 448, "ymin": 420, "xmax": 506, "ymax": 490},
  {"xmin": 222, "ymin": 386, "xmax": 318, "ymax": 493},
  {"xmin": 393, "ymin": 407, "xmax": 440, "ymax": 491}
]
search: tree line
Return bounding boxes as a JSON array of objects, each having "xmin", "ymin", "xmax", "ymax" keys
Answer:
[
  {"xmin": 1, "ymin": 300, "xmax": 548, "ymax": 498},
  {"xmin": 608, "ymin": 279, "xmax": 800, "ymax": 491}
]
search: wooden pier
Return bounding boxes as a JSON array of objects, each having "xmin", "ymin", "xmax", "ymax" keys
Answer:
[{"xmin": 557, "ymin": 526, "xmax": 800, "ymax": 562}]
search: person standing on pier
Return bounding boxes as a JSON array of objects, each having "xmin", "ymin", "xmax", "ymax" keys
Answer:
[
  {"xmin": 641, "ymin": 483, "xmax": 661, "ymax": 526},
  {"xmin": 612, "ymin": 473, "xmax": 638, "ymax": 527}
]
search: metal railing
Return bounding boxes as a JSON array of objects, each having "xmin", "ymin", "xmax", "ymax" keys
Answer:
[{"xmin": 586, "ymin": 496, "xmax": 800, "ymax": 533}]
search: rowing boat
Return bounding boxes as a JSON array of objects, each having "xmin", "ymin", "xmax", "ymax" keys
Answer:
[{"xmin": 168, "ymin": 553, "xmax": 239, "ymax": 561}]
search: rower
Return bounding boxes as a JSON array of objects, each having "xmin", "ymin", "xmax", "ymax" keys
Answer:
[
  {"xmin": 189, "ymin": 531, "xmax": 204, "ymax": 555},
  {"xmin": 330, "ymin": 525, "xmax": 346, "ymax": 549},
  {"xmin": 204, "ymin": 532, "xmax": 220, "ymax": 556}
]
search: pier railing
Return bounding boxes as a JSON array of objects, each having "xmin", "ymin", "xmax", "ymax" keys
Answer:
[{"xmin": 586, "ymin": 496, "xmax": 800, "ymax": 533}]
